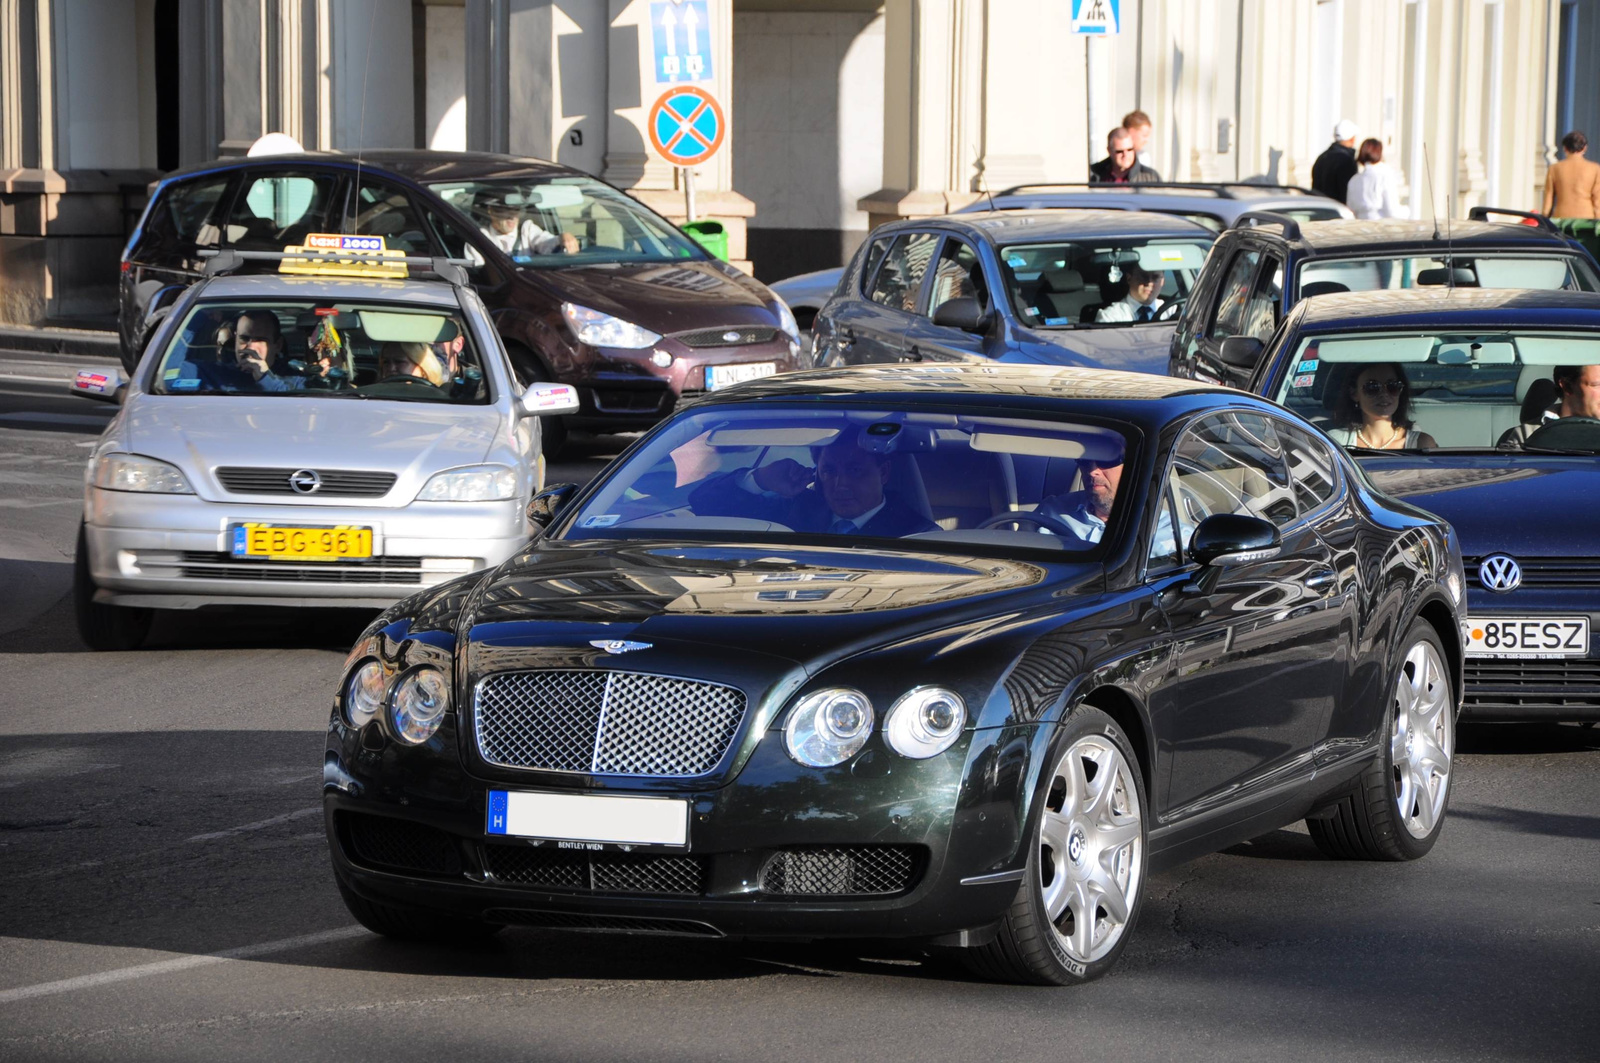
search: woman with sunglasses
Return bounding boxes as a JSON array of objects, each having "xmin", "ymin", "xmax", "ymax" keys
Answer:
[{"xmin": 1326, "ymin": 362, "xmax": 1437, "ymax": 450}]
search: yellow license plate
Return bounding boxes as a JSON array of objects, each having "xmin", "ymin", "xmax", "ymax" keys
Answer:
[{"xmin": 231, "ymin": 524, "xmax": 373, "ymax": 561}]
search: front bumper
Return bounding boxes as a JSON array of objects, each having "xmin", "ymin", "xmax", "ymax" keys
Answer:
[
  {"xmin": 566, "ymin": 336, "xmax": 800, "ymax": 431},
  {"xmin": 84, "ymin": 487, "xmax": 527, "ymax": 608},
  {"xmin": 323, "ymin": 717, "xmax": 1036, "ymax": 941},
  {"xmin": 1460, "ymin": 592, "xmax": 1600, "ymax": 720}
]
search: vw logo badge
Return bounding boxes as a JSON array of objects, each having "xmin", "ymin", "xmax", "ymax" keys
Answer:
[
  {"xmin": 288, "ymin": 468, "xmax": 322, "ymax": 495},
  {"xmin": 589, "ymin": 639, "xmax": 651, "ymax": 655},
  {"xmin": 721, "ymin": 330, "xmax": 742, "ymax": 343},
  {"xmin": 1479, "ymin": 555, "xmax": 1522, "ymax": 593}
]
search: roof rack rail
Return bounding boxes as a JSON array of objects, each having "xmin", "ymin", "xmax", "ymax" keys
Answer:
[
  {"xmin": 199, "ymin": 248, "xmax": 474, "ymax": 285},
  {"xmin": 1466, "ymin": 206, "xmax": 1558, "ymax": 233},
  {"xmin": 1230, "ymin": 211, "xmax": 1302, "ymax": 240},
  {"xmin": 994, "ymin": 181, "xmax": 1326, "ymax": 201}
]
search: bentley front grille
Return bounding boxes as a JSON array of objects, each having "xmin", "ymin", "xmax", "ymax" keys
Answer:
[
  {"xmin": 482, "ymin": 844, "xmax": 706, "ymax": 896},
  {"xmin": 215, "ymin": 466, "xmax": 397, "ymax": 497},
  {"xmin": 474, "ymin": 670, "xmax": 747, "ymax": 777},
  {"xmin": 1464, "ymin": 658, "xmax": 1600, "ymax": 713},
  {"xmin": 759, "ymin": 847, "xmax": 921, "ymax": 897}
]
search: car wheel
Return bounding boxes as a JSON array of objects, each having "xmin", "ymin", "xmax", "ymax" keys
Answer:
[
  {"xmin": 506, "ymin": 343, "xmax": 568, "ymax": 458},
  {"xmin": 1307, "ymin": 620, "xmax": 1454, "ymax": 861},
  {"xmin": 963, "ymin": 705, "xmax": 1146, "ymax": 985},
  {"xmin": 335, "ymin": 875, "xmax": 502, "ymax": 944},
  {"xmin": 73, "ymin": 523, "xmax": 152, "ymax": 651}
]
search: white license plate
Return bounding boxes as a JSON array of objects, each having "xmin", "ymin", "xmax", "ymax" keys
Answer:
[
  {"xmin": 1465, "ymin": 616, "xmax": 1589, "ymax": 658},
  {"xmin": 485, "ymin": 790, "xmax": 688, "ymax": 847},
  {"xmin": 707, "ymin": 362, "xmax": 776, "ymax": 390}
]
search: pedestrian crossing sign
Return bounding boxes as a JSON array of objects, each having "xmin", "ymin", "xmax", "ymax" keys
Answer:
[{"xmin": 1072, "ymin": 0, "xmax": 1120, "ymax": 35}]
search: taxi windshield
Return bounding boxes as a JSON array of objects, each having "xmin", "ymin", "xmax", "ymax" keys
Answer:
[
  {"xmin": 149, "ymin": 300, "xmax": 491, "ymax": 403},
  {"xmin": 1000, "ymin": 237, "xmax": 1213, "ymax": 328},
  {"xmin": 1271, "ymin": 330, "xmax": 1600, "ymax": 453},
  {"xmin": 559, "ymin": 405, "xmax": 1137, "ymax": 554},
  {"xmin": 426, "ymin": 177, "xmax": 701, "ymax": 266}
]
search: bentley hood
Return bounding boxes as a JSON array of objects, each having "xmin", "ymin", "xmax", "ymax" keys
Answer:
[
  {"xmin": 462, "ymin": 539, "xmax": 1098, "ymax": 675},
  {"xmin": 1359, "ymin": 453, "xmax": 1600, "ymax": 556}
]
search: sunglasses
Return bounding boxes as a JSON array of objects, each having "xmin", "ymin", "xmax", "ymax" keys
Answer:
[{"xmin": 1360, "ymin": 379, "xmax": 1406, "ymax": 397}]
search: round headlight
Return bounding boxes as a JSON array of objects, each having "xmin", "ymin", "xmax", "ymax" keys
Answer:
[
  {"xmin": 884, "ymin": 687, "xmax": 966, "ymax": 759},
  {"xmin": 344, "ymin": 659, "xmax": 386, "ymax": 728},
  {"xmin": 784, "ymin": 688, "xmax": 873, "ymax": 767},
  {"xmin": 389, "ymin": 667, "xmax": 451, "ymax": 745}
]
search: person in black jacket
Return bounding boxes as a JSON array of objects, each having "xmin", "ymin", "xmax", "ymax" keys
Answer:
[
  {"xmin": 1311, "ymin": 119, "xmax": 1361, "ymax": 203},
  {"xmin": 689, "ymin": 427, "xmax": 937, "ymax": 537},
  {"xmin": 1090, "ymin": 128, "xmax": 1161, "ymax": 185}
]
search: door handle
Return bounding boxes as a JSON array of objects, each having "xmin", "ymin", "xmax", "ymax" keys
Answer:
[
  {"xmin": 835, "ymin": 328, "xmax": 856, "ymax": 349},
  {"xmin": 1304, "ymin": 568, "xmax": 1338, "ymax": 593},
  {"xmin": 901, "ymin": 346, "xmax": 923, "ymax": 363}
]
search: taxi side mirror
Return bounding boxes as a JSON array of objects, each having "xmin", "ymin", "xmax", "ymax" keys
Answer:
[
  {"xmin": 519, "ymin": 382, "xmax": 580, "ymax": 417},
  {"xmin": 69, "ymin": 366, "xmax": 127, "ymax": 404}
]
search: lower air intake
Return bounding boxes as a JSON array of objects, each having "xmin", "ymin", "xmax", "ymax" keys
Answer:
[
  {"xmin": 483, "ymin": 909, "xmax": 723, "ymax": 937},
  {"xmin": 760, "ymin": 847, "xmax": 920, "ymax": 897}
]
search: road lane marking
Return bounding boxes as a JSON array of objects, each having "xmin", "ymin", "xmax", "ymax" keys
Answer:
[
  {"xmin": 0, "ymin": 926, "xmax": 368, "ymax": 1004},
  {"xmin": 186, "ymin": 806, "xmax": 321, "ymax": 843}
]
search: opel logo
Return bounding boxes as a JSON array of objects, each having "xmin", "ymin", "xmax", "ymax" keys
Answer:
[
  {"xmin": 288, "ymin": 468, "xmax": 322, "ymax": 495},
  {"xmin": 589, "ymin": 639, "xmax": 651, "ymax": 654},
  {"xmin": 1479, "ymin": 555, "xmax": 1522, "ymax": 593}
]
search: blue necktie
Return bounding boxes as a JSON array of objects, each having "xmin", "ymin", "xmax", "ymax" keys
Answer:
[
  {"xmin": 1136, "ymin": 305, "xmax": 1153, "ymax": 322},
  {"xmin": 829, "ymin": 518, "xmax": 857, "ymax": 535}
]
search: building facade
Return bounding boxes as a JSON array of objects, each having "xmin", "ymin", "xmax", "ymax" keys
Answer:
[{"xmin": 0, "ymin": 0, "xmax": 1595, "ymax": 326}]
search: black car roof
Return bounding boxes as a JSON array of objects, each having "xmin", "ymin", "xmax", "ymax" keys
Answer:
[
  {"xmin": 879, "ymin": 209, "xmax": 1215, "ymax": 244},
  {"xmin": 689, "ymin": 364, "xmax": 1253, "ymax": 429},
  {"xmin": 1242, "ymin": 217, "xmax": 1580, "ymax": 255},
  {"xmin": 160, "ymin": 150, "xmax": 573, "ymax": 185},
  {"xmin": 1288, "ymin": 287, "xmax": 1600, "ymax": 331}
]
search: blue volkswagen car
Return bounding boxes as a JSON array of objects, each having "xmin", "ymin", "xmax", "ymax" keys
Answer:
[{"xmin": 1248, "ymin": 288, "xmax": 1600, "ymax": 720}]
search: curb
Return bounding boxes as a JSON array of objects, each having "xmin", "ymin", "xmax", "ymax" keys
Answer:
[{"xmin": 0, "ymin": 325, "xmax": 122, "ymax": 359}]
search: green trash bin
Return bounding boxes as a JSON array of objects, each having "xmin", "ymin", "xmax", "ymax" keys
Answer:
[{"xmin": 682, "ymin": 220, "xmax": 728, "ymax": 261}]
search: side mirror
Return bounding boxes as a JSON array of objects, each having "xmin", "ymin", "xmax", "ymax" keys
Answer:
[
  {"xmin": 931, "ymin": 296, "xmax": 990, "ymax": 333},
  {"xmin": 69, "ymin": 366, "xmax": 127, "ymax": 404},
  {"xmin": 1217, "ymin": 336, "xmax": 1264, "ymax": 369},
  {"xmin": 1190, "ymin": 513, "xmax": 1281, "ymax": 567},
  {"xmin": 520, "ymin": 382, "xmax": 580, "ymax": 417},
  {"xmin": 528, "ymin": 482, "xmax": 579, "ymax": 528}
]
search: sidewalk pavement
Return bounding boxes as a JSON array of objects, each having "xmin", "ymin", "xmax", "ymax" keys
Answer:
[{"xmin": 0, "ymin": 324, "xmax": 121, "ymax": 360}]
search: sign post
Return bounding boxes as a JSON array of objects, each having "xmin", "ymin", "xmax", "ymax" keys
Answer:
[
  {"xmin": 1071, "ymin": 0, "xmax": 1121, "ymax": 170},
  {"xmin": 647, "ymin": 84, "xmax": 726, "ymax": 223}
]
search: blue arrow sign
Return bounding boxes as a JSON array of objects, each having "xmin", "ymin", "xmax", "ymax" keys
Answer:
[
  {"xmin": 651, "ymin": 0, "xmax": 713, "ymax": 84},
  {"xmin": 1071, "ymin": 0, "xmax": 1120, "ymax": 35}
]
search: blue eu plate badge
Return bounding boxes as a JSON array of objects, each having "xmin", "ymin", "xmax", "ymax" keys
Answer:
[{"xmin": 487, "ymin": 790, "xmax": 510, "ymax": 835}]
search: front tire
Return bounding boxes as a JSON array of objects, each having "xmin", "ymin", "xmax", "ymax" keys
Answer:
[
  {"xmin": 74, "ymin": 523, "xmax": 152, "ymax": 651},
  {"xmin": 962, "ymin": 706, "xmax": 1147, "ymax": 985},
  {"xmin": 1308, "ymin": 620, "xmax": 1454, "ymax": 861}
]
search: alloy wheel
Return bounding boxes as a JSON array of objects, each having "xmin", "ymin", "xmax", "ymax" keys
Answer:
[
  {"xmin": 1390, "ymin": 640, "xmax": 1453, "ymax": 839},
  {"xmin": 1037, "ymin": 734, "xmax": 1144, "ymax": 965}
]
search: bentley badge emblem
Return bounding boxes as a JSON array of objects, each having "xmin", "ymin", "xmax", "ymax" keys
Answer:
[
  {"xmin": 288, "ymin": 468, "xmax": 322, "ymax": 494},
  {"xmin": 590, "ymin": 639, "xmax": 652, "ymax": 654},
  {"xmin": 1478, "ymin": 555, "xmax": 1522, "ymax": 593}
]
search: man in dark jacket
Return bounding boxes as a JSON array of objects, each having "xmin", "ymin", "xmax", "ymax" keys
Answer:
[
  {"xmin": 689, "ymin": 428, "xmax": 936, "ymax": 537},
  {"xmin": 1311, "ymin": 119, "xmax": 1361, "ymax": 203},
  {"xmin": 1090, "ymin": 128, "xmax": 1161, "ymax": 185}
]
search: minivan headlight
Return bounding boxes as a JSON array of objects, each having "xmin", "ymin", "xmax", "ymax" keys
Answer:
[
  {"xmin": 774, "ymin": 298, "xmax": 801, "ymax": 343},
  {"xmin": 884, "ymin": 687, "xmax": 966, "ymax": 759},
  {"xmin": 784, "ymin": 688, "xmax": 874, "ymax": 767},
  {"xmin": 417, "ymin": 464, "xmax": 517, "ymax": 502},
  {"xmin": 92, "ymin": 453, "xmax": 194, "ymax": 494},
  {"xmin": 561, "ymin": 302, "xmax": 662, "ymax": 349},
  {"xmin": 390, "ymin": 667, "xmax": 451, "ymax": 745}
]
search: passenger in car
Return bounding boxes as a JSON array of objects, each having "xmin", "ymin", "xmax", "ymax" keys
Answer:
[
  {"xmin": 1033, "ymin": 453, "xmax": 1177, "ymax": 554},
  {"xmin": 378, "ymin": 342, "xmax": 448, "ymax": 387},
  {"xmin": 688, "ymin": 428, "xmax": 938, "ymax": 536},
  {"xmin": 465, "ymin": 191, "xmax": 578, "ymax": 262},
  {"xmin": 1498, "ymin": 364, "xmax": 1600, "ymax": 448},
  {"xmin": 181, "ymin": 310, "xmax": 307, "ymax": 393},
  {"xmin": 1094, "ymin": 264, "xmax": 1165, "ymax": 323},
  {"xmin": 1324, "ymin": 362, "xmax": 1437, "ymax": 450}
]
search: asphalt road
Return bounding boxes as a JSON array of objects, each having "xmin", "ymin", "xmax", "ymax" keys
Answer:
[{"xmin": 1, "ymin": 348, "xmax": 1597, "ymax": 1063}]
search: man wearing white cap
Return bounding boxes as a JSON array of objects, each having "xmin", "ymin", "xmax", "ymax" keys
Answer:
[{"xmin": 1312, "ymin": 119, "xmax": 1361, "ymax": 204}]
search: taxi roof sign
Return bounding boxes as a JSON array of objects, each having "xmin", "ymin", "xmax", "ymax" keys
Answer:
[{"xmin": 278, "ymin": 234, "xmax": 409, "ymax": 279}]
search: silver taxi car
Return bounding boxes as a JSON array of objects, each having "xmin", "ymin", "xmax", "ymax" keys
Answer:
[{"xmin": 70, "ymin": 245, "xmax": 577, "ymax": 650}]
